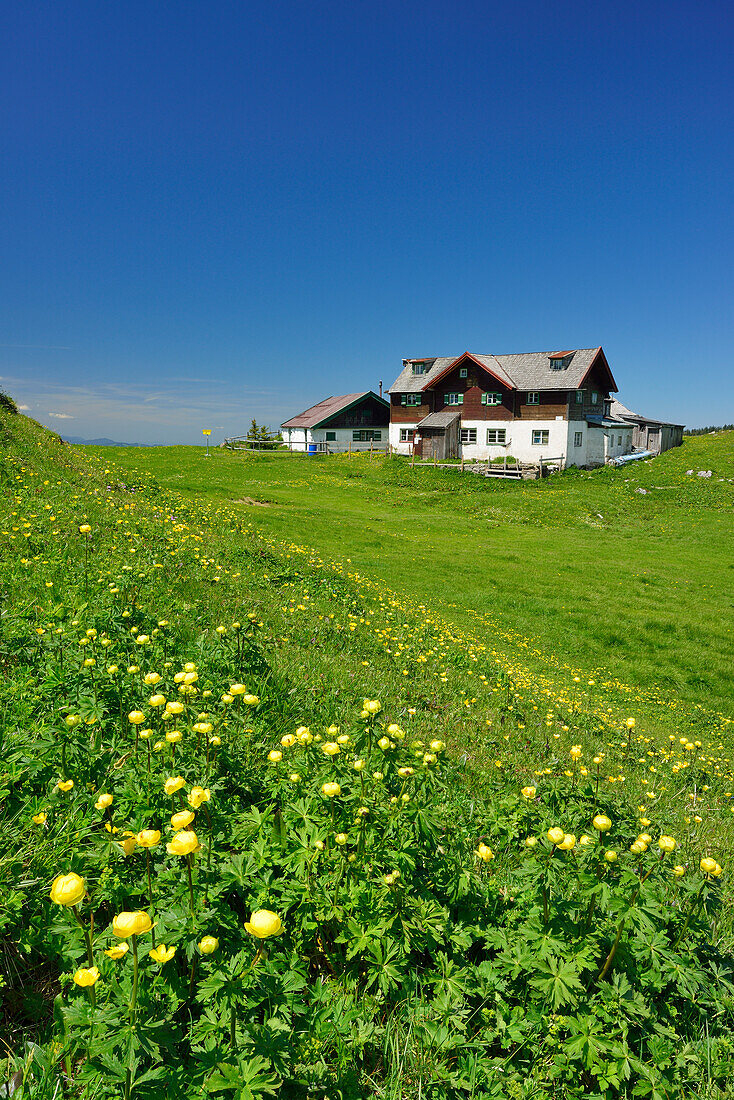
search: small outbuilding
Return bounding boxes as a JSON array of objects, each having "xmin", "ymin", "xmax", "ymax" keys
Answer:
[
  {"xmin": 610, "ymin": 401, "xmax": 684, "ymax": 454},
  {"xmin": 280, "ymin": 391, "xmax": 390, "ymax": 453}
]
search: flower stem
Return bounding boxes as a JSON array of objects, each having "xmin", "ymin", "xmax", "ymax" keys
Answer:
[
  {"xmin": 146, "ymin": 852, "xmax": 156, "ymax": 948},
  {"xmin": 186, "ymin": 854, "xmax": 196, "ymax": 926}
]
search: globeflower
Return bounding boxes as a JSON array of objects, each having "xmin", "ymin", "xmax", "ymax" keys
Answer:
[
  {"xmin": 363, "ymin": 699, "xmax": 381, "ymax": 715},
  {"xmin": 267, "ymin": 750, "xmax": 283, "ymax": 764},
  {"xmin": 32, "ymin": 811, "xmax": 47, "ymax": 825},
  {"xmin": 520, "ymin": 786, "xmax": 536, "ymax": 799},
  {"xmin": 105, "ymin": 943, "xmax": 130, "ymax": 959},
  {"xmin": 547, "ymin": 827, "xmax": 564, "ymax": 845},
  {"xmin": 321, "ymin": 742, "xmax": 340, "ymax": 756},
  {"xmin": 569, "ymin": 745, "xmax": 582, "ymax": 760},
  {"xmin": 244, "ymin": 910, "xmax": 283, "ymax": 938},
  {"xmin": 171, "ymin": 810, "xmax": 195, "ymax": 831},
  {"xmin": 112, "ymin": 911, "xmax": 153, "ymax": 938},
  {"xmin": 199, "ymin": 935, "xmax": 219, "ymax": 954},
  {"xmin": 476, "ymin": 843, "xmax": 494, "ymax": 863},
  {"xmin": 50, "ymin": 873, "xmax": 85, "ymax": 907},
  {"xmin": 604, "ymin": 850, "xmax": 618, "ymax": 862},
  {"xmin": 592, "ymin": 814, "xmax": 612, "ymax": 832},
  {"xmin": 73, "ymin": 966, "xmax": 100, "ymax": 987},
  {"xmin": 137, "ymin": 829, "xmax": 161, "ymax": 848},
  {"xmin": 700, "ymin": 857, "xmax": 722, "ymax": 876},
  {"xmin": 321, "ymin": 782, "xmax": 341, "ymax": 798},
  {"xmin": 128, "ymin": 711, "xmax": 145, "ymax": 725},
  {"xmin": 188, "ymin": 787, "xmax": 211, "ymax": 809},
  {"xmin": 149, "ymin": 944, "xmax": 176, "ymax": 964},
  {"xmin": 167, "ymin": 830, "xmax": 199, "ymax": 856},
  {"xmin": 164, "ymin": 776, "xmax": 186, "ymax": 796},
  {"xmin": 56, "ymin": 779, "xmax": 74, "ymax": 792},
  {"xmin": 559, "ymin": 834, "xmax": 576, "ymax": 851},
  {"xmin": 95, "ymin": 793, "xmax": 113, "ymax": 810},
  {"xmin": 119, "ymin": 832, "xmax": 137, "ymax": 856}
]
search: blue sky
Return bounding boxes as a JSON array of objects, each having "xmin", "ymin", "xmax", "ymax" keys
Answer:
[{"xmin": 1, "ymin": 0, "xmax": 732, "ymax": 443}]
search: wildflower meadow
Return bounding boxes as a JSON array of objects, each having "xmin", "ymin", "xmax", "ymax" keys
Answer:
[{"xmin": 2, "ymin": 407, "xmax": 734, "ymax": 1099}]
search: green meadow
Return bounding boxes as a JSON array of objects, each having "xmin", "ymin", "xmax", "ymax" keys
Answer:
[{"xmin": 103, "ymin": 432, "xmax": 734, "ymax": 719}]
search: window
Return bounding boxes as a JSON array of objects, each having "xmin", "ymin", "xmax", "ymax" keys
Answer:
[
  {"xmin": 591, "ymin": 391, "xmax": 598, "ymax": 404},
  {"xmin": 617, "ymin": 435, "xmax": 622, "ymax": 445},
  {"xmin": 400, "ymin": 393, "xmax": 422, "ymax": 406},
  {"xmin": 574, "ymin": 431, "xmax": 583, "ymax": 447},
  {"xmin": 526, "ymin": 392, "xmax": 540, "ymax": 405},
  {"xmin": 353, "ymin": 430, "xmax": 381, "ymax": 442},
  {"xmin": 575, "ymin": 391, "xmax": 584, "ymax": 404},
  {"xmin": 481, "ymin": 392, "xmax": 502, "ymax": 405},
  {"xmin": 460, "ymin": 428, "xmax": 477, "ymax": 444},
  {"xmin": 325, "ymin": 431, "xmax": 336, "ymax": 442},
  {"xmin": 444, "ymin": 392, "xmax": 464, "ymax": 405},
  {"xmin": 549, "ymin": 354, "xmax": 572, "ymax": 370},
  {"xmin": 459, "ymin": 367, "xmax": 468, "ymax": 378},
  {"xmin": 486, "ymin": 428, "xmax": 506, "ymax": 445},
  {"xmin": 411, "ymin": 362, "xmax": 429, "ymax": 375},
  {"xmin": 532, "ymin": 430, "xmax": 549, "ymax": 445},
  {"xmin": 399, "ymin": 429, "xmax": 411, "ymax": 443}
]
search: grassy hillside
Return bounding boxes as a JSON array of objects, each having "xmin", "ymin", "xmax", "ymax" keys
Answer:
[
  {"xmin": 2, "ymin": 410, "xmax": 734, "ymax": 1099},
  {"xmin": 101, "ymin": 433, "xmax": 734, "ymax": 719}
]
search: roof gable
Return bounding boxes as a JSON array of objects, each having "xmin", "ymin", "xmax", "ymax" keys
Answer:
[
  {"xmin": 281, "ymin": 391, "xmax": 388, "ymax": 430},
  {"xmin": 388, "ymin": 347, "xmax": 616, "ymax": 394}
]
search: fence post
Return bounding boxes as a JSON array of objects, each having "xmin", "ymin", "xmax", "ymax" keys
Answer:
[
  {"xmin": 349, "ymin": 443, "xmax": 351, "ymax": 459},
  {"xmin": 411, "ymin": 444, "xmax": 415, "ymax": 467}
]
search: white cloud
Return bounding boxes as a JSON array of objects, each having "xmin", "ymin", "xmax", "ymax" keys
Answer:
[
  {"xmin": 48, "ymin": 411, "xmax": 75, "ymax": 419},
  {"xmin": 18, "ymin": 403, "xmax": 30, "ymax": 410}
]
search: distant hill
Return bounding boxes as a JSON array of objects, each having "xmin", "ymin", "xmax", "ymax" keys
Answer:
[{"xmin": 61, "ymin": 435, "xmax": 164, "ymax": 447}]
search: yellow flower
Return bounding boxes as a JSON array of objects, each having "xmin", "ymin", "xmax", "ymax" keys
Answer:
[
  {"xmin": 321, "ymin": 742, "xmax": 340, "ymax": 757},
  {"xmin": 267, "ymin": 750, "xmax": 283, "ymax": 763},
  {"xmin": 524, "ymin": 836, "xmax": 538, "ymax": 848},
  {"xmin": 171, "ymin": 810, "xmax": 195, "ymax": 831},
  {"xmin": 280, "ymin": 734, "xmax": 296, "ymax": 748},
  {"xmin": 244, "ymin": 910, "xmax": 283, "ymax": 938},
  {"xmin": 592, "ymin": 814, "xmax": 612, "ymax": 832},
  {"xmin": 78, "ymin": 524, "xmax": 91, "ymax": 534},
  {"xmin": 50, "ymin": 872, "xmax": 85, "ymax": 907},
  {"xmin": 144, "ymin": 672, "xmax": 161, "ymax": 686},
  {"xmin": 166, "ymin": 700, "xmax": 184, "ymax": 715},
  {"xmin": 73, "ymin": 966, "xmax": 100, "ymax": 987},
  {"xmin": 112, "ymin": 911, "xmax": 153, "ymax": 938},
  {"xmin": 569, "ymin": 745, "xmax": 582, "ymax": 760},
  {"xmin": 56, "ymin": 779, "xmax": 74, "ymax": 792},
  {"xmin": 128, "ymin": 711, "xmax": 145, "ymax": 726},
  {"xmin": 149, "ymin": 944, "xmax": 176, "ymax": 964},
  {"xmin": 137, "ymin": 829, "xmax": 161, "ymax": 848},
  {"xmin": 166, "ymin": 730, "xmax": 182, "ymax": 743},
  {"xmin": 321, "ymin": 782, "xmax": 341, "ymax": 798},
  {"xmin": 559, "ymin": 834, "xmax": 576, "ymax": 851},
  {"xmin": 95, "ymin": 793, "xmax": 113, "ymax": 810},
  {"xmin": 105, "ymin": 943, "xmax": 130, "ymax": 959},
  {"xmin": 229, "ymin": 683, "xmax": 246, "ymax": 695},
  {"xmin": 579, "ymin": 835, "xmax": 593, "ymax": 846},
  {"xmin": 626, "ymin": 717, "xmax": 636, "ymax": 729},
  {"xmin": 520, "ymin": 786, "xmax": 536, "ymax": 799},
  {"xmin": 167, "ymin": 830, "xmax": 199, "ymax": 856},
  {"xmin": 353, "ymin": 759, "xmax": 365, "ymax": 772},
  {"xmin": 476, "ymin": 843, "xmax": 494, "ymax": 863},
  {"xmin": 243, "ymin": 694, "xmax": 259, "ymax": 706},
  {"xmin": 700, "ymin": 857, "xmax": 722, "ymax": 876},
  {"xmin": 547, "ymin": 827, "xmax": 564, "ymax": 845},
  {"xmin": 199, "ymin": 935, "xmax": 219, "ymax": 955},
  {"xmin": 604, "ymin": 850, "xmax": 618, "ymax": 862},
  {"xmin": 118, "ymin": 832, "xmax": 137, "ymax": 856},
  {"xmin": 630, "ymin": 840, "xmax": 647, "ymax": 854},
  {"xmin": 164, "ymin": 776, "xmax": 186, "ymax": 796},
  {"xmin": 288, "ymin": 773, "xmax": 301, "ymax": 783},
  {"xmin": 32, "ymin": 811, "xmax": 47, "ymax": 825},
  {"xmin": 188, "ymin": 787, "xmax": 211, "ymax": 809},
  {"xmin": 335, "ymin": 833, "xmax": 348, "ymax": 846}
]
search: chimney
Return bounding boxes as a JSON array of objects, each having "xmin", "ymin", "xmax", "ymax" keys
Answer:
[{"xmin": 379, "ymin": 380, "xmax": 383, "ymax": 397}]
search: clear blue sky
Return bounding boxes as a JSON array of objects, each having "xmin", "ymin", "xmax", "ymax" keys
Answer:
[{"xmin": 2, "ymin": 0, "xmax": 732, "ymax": 443}]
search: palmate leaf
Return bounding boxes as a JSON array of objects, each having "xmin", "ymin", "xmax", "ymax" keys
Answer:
[{"xmin": 528, "ymin": 955, "xmax": 584, "ymax": 1009}]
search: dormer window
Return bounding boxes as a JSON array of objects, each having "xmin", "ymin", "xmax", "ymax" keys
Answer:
[
  {"xmin": 549, "ymin": 351, "xmax": 574, "ymax": 370},
  {"xmin": 410, "ymin": 360, "xmax": 431, "ymax": 375}
]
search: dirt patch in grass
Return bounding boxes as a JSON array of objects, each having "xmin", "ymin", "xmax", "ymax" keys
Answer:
[{"xmin": 232, "ymin": 497, "xmax": 271, "ymax": 506}]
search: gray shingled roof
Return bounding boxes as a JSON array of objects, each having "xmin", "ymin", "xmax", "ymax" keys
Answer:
[
  {"xmin": 416, "ymin": 409, "xmax": 461, "ymax": 428},
  {"xmin": 281, "ymin": 392, "xmax": 387, "ymax": 430},
  {"xmin": 388, "ymin": 348, "xmax": 610, "ymax": 394},
  {"xmin": 610, "ymin": 399, "xmax": 683, "ymax": 429}
]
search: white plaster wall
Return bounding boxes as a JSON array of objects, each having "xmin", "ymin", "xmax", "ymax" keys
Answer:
[
  {"xmin": 311, "ymin": 428, "xmax": 386, "ymax": 452},
  {"xmin": 464, "ymin": 419, "xmax": 569, "ymax": 464},
  {"xmin": 586, "ymin": 427, "xmax": 606, "ymax": 467},
  {"xmin": 456, "ymin": 420, "xmax": 513, "ymax": 461},
  {"xmin": 389, "ymin": 422, "xmax": 418, "ymax": 454},
  {"xmin": 281, "ymin": 428, "xmax": 310, "ymax": 452}
]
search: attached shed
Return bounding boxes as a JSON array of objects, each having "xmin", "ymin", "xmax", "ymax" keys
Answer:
[
  {"xmin": 413, "ymin": 409, "xmax": 461, "ymax": 460},
  {"xmin": 610, "ymin": 400, "xmax": 684, "ymax": 454}
]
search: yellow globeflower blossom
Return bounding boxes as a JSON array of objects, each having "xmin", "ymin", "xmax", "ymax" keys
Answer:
[
  {"xmin": 267, "ymin": 750, "xmax": 283, "ymax": 763},
  {"xmin": 171, "ymin": 810, "xmax": 195, "ymax": 831},
  {"xmin": 521, "ymin": 786, "xmax": 536, "ymax": 799},
  {"xmin": 167, "ymin": 830, "xmax": 199, "ymax": 856},
  {"xmin": 476, "ymin": 843, "xmax": 494, "ymax": 863},
  {"xmin": 700, "ymin": 857, "xmax": 722, "ymax": 876},
  {"xmin": 280, "ymin": 734, "xmax": 296, "ymax": 748},
  {"xmin": 525, "ymin": 837, "xmax": 538, "ymax": 848},
  {"xmin": 243, "ymin": 694, "xmax": 259, "ymax": 706},
  {"xmin": 244, "ymin": 910, "xmax": 283, "ymax": 938},
  {"xmin": 166, "ymin": 700, "xmax": 185, "ymax": 716},
  {"xmin": 137, "ymin": 829, "xmax": 161, "ymax": 848},
  {"xmin": 321, "ymin": 742, "xmax": 340, "ymax": 757},
  {"xmin": 626, "ymin": 718, "xmax": 636, "ymax": 729},
  {"xmin": 321, "ymin": 782, "xmax": 341, "ymax": 798},
  {"xmin": 579, "ymin": 835, "xmax": 593, "ymax": 846},
  {"xmin": 118, "ymin": 832, "xmax": 137, "ymax": 856},
  {"xmin": 199, "ymin": 936, "xmax": 219, "ymax": 954},
  {"xmin": 95, "ymin": 793, "xmax": 113, "ymax": 810},
  {"xmin": 229, "ymin": 683, "xmax": 246, "ymax": 695},
  {"xmin": 73, "ymin": 966, "xmax": 100, "ymax": 987},
  {"xmin": 672, "ymin": 865, "xmax": 686, "ymax": 877},
  {"xmin": 604, "ymin": 850, "xmax": 618, "ymax": 862},
  {"xmin": 50, "ymin": 873, "xmax": 85, "ymax": 907},
  {"xmin": 188, "ymin": 787, "xmax": 211, "ymax": 809},
  {"xmin": 547, "ymin": 827, "xmax": 564, "ymax": 845},
  {"xmin": 32, "ymin": 811, "xmax": 47, "ymax": 825},
  {"xmin": 559, "ymin": 834, "xmax": 576, "ymax": 851},
  {"xmin": 105, "ymin": 943, "xmax": 130, "ymax": 959},
  {"xmin": 166, "ymin": 730, "xmax": 182, "ymax": 744},
  {"xmin": 335, "ymin": 833, "xmax": 348, "ymax": 846},
  {"xmin": 78, "ymin": 524, "xmax": 92, "ymax": 534},
  {"xmin": 630, "ymin": 840, "xmax": 647, "ymax": 854},
  {"xmin": 143, "ymin": 672, "xmax": 161, "ymax": 686},
  {"xmin": 148, "ymin": 694, "xmax": 166, "ymax": 708},
  {"xmin": 112, "ymin": 911, "xmax": 153, "ymax": 938},
  {"xmin": 363, "ymin": 699, "xmax": 381, "ymax": 715},
  {"xmin": 57, "ymin": 779, "xmax": 74, "ymax": 792},
  {"xmin": 592, "ymin": 814, "xmax": 612, "ymax": 832},
  {"xmin": 569, "ymin": 745, "xmax": 582, "ymax": 760},
  {"xmin": 149, "ymin": 944, "xmax": 176, "ymax": 964},
  {"xmin": 128, "ymin": 711, "xmax": 146, "ymax": 725},
  {"xmin": 164, "ymin": 776, "xmax": 186, "ymax": 796}
]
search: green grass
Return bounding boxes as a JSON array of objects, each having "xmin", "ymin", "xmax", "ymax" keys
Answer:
[{"xmin": 99, "ymin": 433, "xmax": 734, "ymax": 720}]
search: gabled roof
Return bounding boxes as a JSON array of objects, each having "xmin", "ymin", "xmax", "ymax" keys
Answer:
[
  {"xmin": 281, "ymin": 391, "xmax": 388, "ymax": 430},
  {"xmin": 388, "ymin": 347, "xmax": 617, "ymax": 394},
  {"xmin": 416, "ymin": 409, "xmax": 461, "ymax": 428}
]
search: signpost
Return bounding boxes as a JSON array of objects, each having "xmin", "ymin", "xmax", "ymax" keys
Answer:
[{"xmin": 202, "ymin": 429, "xmax": 212, "ymax": 457}]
